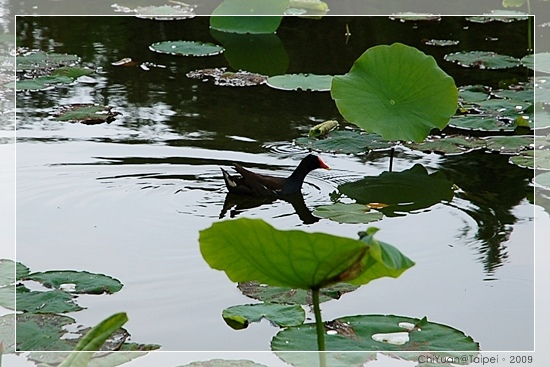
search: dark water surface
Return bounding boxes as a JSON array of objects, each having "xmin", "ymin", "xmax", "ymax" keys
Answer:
[{"xmin": 16, "ymin": 16, "xmax": 534, "ymax": 351}]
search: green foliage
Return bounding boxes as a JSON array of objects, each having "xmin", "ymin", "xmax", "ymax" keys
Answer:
[
  {"xmin": 223, "ymin": 303, "xmax": 305, "ymax": 329},
  {"xmin": 199, "ymin": 218, "xmax": 413, "ymax": 289},
  {"xmin": 271, "ymin": 314, "xmax": 479, "ymax": 351},
  {"xmin": 149, "ymin": 41, "xmax": 224, "ymax": 56},
  {"xmin": 444, "ymin": 51, "xmax": 521, "ymax": 69},
  {"xmin": 295, "ymin": 130, "xmax": 393, "ymax": 154},
  {"xmin": 331, "ymin": 43, "xmax": 458, "ymax": 142},
  {"xmin": 313, "ymin": 203, "xmax": 384, "ymax": 224},
  {"xmin": 266, "ymin": 74, "xmax": 333, "ymax": 91},
  {"xmin": 339, "ymin": 164, "xmax": 455, "ymax": 216},
  {"xmin": 59, "ymin": 313, "xmax": 128, "ymax": 367},
  {"xmin": 16, "ymin": 287, "xmax": 83, "ymax": 313},
  {"xmin": 25, "ymin": 270, "xmax": 123, "ymax": 294},
  {"xmin": 210, "ymin": 0, "xmax": 289, "ymax": 34},
  {"xmin": 16, "ymin": 51, "xmax": 79, "ymax": 71}
]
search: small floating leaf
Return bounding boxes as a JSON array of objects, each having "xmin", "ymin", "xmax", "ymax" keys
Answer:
[
  {"xmin": 266, "ymin": 73, "xmax": 333, "ymax": 91},
  {"xmin": 332, "ymin": 43, "xmax": 458, "ymax": 142},
  {"xmin": 271, "ymin": 314, "xmax": 479, "ymax": 351},
  {"xmin": 529, "ymin": 52, "xmax": 550, "ymax": 74},
  {"xmin": 210, "ymin": 0, "xmax": 289, "ymax": 34},
  {"xmin": 223, "ymin": 303, "xmax": 305, "ymax": 329},
  {"xmin": 295, "ymin": 130, "xmax": 394, "ymax": 154},
  {"xmin": 149, "ymin": 40, "xmax": 224, "ymax": 56},
  {"xmin": 389, "ymin": 13, "xmax": 441, "ymax": 22},
  {"xmin": 16, "ymin": 286, "xmax": 82, "ymax": 313},
  {"xmin": 54, "ymin": 104, "xmax": 120, "ymax": 124},
  {"xmin": 405, "ymin": 135, "xmax": 486, "ymax": 155},
  {"xmin": 134, "ymin": 4, "xmax": 196, "ymax": 20},
  {"xmin": 16, "ymin": 51, "xmax": 79, "ymax": 72},
  {"xmin": 459, "ymin": 85, "xmax": 491, "ymax": 102},
  {"xmin": 444, "ymin": 51, "xmax": 521, "ymax": 69},
  {"xmin": 25, "ymin": 270, "xmax": 123, "ymax": 294},
  {"xmin": 483, "ymin": 135, "xmax": 533, "ymax": 153},
  {"xmin": 313, "ymin": 203, "xmax": 384, "ymax": 224},
  {"xmin": 308, "ymin": 120, "xmax": 338, "ymax": 137},
  {"xmin": 535, "ymin": 172, "xmax": 550, "ymax": 189},
  {"xmin": 510, "ymin": 149, "xmax": 535, "ymax": 169},
  {"xmin": 16, "ymin": 313, "xmax": 76, "ymax": 351}
]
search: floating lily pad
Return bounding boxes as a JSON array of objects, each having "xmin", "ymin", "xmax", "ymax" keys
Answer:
[
  {"xmin": 237, "ymin": 281, "xmax": 359, "ymax": 305},
  {"xmin": 313, "ymin": 203, "xmax": 384, "ymax": 224},
  {"xmin": 509, "ymin": 149, "xmax": 534, "ymax": 169},
  {"xmin": 0, "ymin": 285, "xmax": 15, "ymax": 310},
  {"xmin": 339, "ymin": 164, "xmax": 454, "ymax": 216},
  {"xmin": 535, "ymin": 172, "xmax": 550, "ymax": 189},
  {"xmin": 25, "ymin": 270, "xmax": 123, "ymax": 294},
  {"xmin": 266, "ymin": 74, "xmax": 333, "ymax": 91},
  {"xmin": 295, "ymin": 130, "xmax": 394, "ymax": 154},
  {"xmin": 535, "ymin": 77, "xmax": 550, "ymax": 103},
  {"xmin": 16, "ymin": 286, "xmax": 82, "ymax": 313},
  {"xmin": 199, "ymin": 218, "xmax": 414, "ymax": 289},
  {"xmin": 223, "ymin": 303, "xmax": 305, "ymax": 329},
  {"xmin": 459, "ymin": 85, "xmax": 491, "ymax": 102},
  {"xmin": 275, "ymin": 351, "xmax": 375, "ymax": 367},
  {"xmin": 424, "ymin": 39, "xmax": 459, "ymax": 47},
  {"xmin": 149, "ymin": 40, "xmax": 224, "ymax": 56},
  {"xmin": 16, "ymin": 51, "xmax": 79, "ymax": 72},
  {"xmin": 210, "ymin": 0, "xmax": 289, "ymax": 34},
  {"xmin": 187, "ymin": 68, "xmax": 267, "ymax": 86},
  {"xmin": 483, "ymin": 135, "xmax": 533, "ymax": 153},
  {"xmin": 529, "ymin": 52, "xmax": 550, "ymax": 74},
  {"xmin": 13, "ymin": 67, "xmax": 93, "ymax": 91},
  {"xmin": 134, "ymin": 4, "xmax": 196, "ymax": 20},
  {"xmin": 0, "ymin": 314, "xmax": 15, "ymax": 353},
  {"xmin": 16, "ymin": 313, "xmax": 76, "ymax": 351},
  {"xmin": 466, "ymin": 11, "xmax": 529, "ymax": 23},
  {"xmin": 444, "ymin": 51, "xmax": 521, "ymax": 69},
  {"xmin": 405, "ymin": 135, "xmax": 486, "ymax": 155},
  {"xmin": 331, "ymin": 43, "xmax": 458, "ymax": 142},
  {"xmin": 271, "ymin": 314, "xmax": 479, "ymax": 351},
  {"xmin": 54, "ymin": 104, "xmax": 120, "ymax": 124},
  {"xmin": 389, "ymin": 13, "xmax": 441, "ymax": 22},
  {"xmin": 0, "ymin": 259, "xmax": 29, "ymax": 286},
  {"xmin": 287, "ymin": 0, "xmax": 329, "ymax": 15}
]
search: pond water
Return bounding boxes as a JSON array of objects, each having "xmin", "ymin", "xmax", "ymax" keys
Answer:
[{"xmin": 15, "ymin": 16, "xmax": 534, "ymax": 351}]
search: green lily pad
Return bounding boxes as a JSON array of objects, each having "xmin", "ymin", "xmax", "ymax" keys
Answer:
[
  {"xmin": 389, "ymin": 13, "xmax": 441, "ymax": 22},
  {"xmin": 223, "ymin": 303, "xmax": 305, "ymax": 329},
  {"xmin": 535, "ymin": 172, "xmax": 550, "ymax": 189},
  {"xmin": 405, "ymin": 135, "xmax": 486, "ymax": 155},
  {"xmin": 210, "ymin": 0, "xmax": 289, "ymax": 34},
  {"xmin": 459, "ymin": 85, "xmax": 490, "ymax": 102},
  {"xmin": 29, "ymin": 350, "xmax": 148, "ymax": 367},
  {"xmin": 466, "ymin": 11, "xmax": 529, "ymax": 23},
  {"xmin": 0, "ymin": 285, "xmax": 15, "ymax": 310},
  {"xmin": 237, "ymin": 281, "xmax": 358, "ymax": 305},
  {"xmin": 199, "ymin": 218, "xmax": 414, "ymax": 289},
  {"xmin": 0, "ymin": 259, "xmax": 29, "ymax": 286},
  {"xmin": 149, "ymin": 40, "xmax": 224, "ymax": 56},
  {"xmin": 16, "ymin": 51, "xmax": 79, "ymax": 72},
  {"xmin": 444, "ymin": 51, "xmax": 521, "ymax": 69},
  {"xmin": 339, "ymin": 164, "xmax": 455, "ymax": 216},
  {"xmin": 16, "ymin": 313, "xmax": 76, "ymax": 351},
  {"xmin": 187, "ymin": 68, "xmax": 267, "ymax": 86},
  {"xmin": 276, "ymin": 351, "xmax": 375, "ymax": 367},
  {"xmin": 529, "ymin": 52, "xmax": 550, "ymax": 74},
  {"xmin": 271, "ymin": 314, "xmax": 479, "ymax": 351},
  {"xmin": 535, "ymin": 103, "xmax": 550, "ymax": 129},
  {"xmin": 483, "ymin": 135, "xmax": 533, "ymax": 153},
  {"xmin": 16, "ymin": 286, "xmax": 82, "ymax": 313},
  {"xmin": 54, "ymin": 104, "xmax": 120, "ymax": 124},
  {"xmin": 288, "ymin": 0, "xmax": 328, "ymax": 15},
  {"xmin": 134, "ymin": 4, "xmax": 196, "ymax": 20},
  {"xmin": 266, "ymin": 74, "xmax": 333, "ymax": 91},
  {"xmin": 331, "ymin": 43, "xmax": 458, "ymax": 142},
  {"xmin": 13, "ymin": 66, "xmax": 92, "ymax": 91},
  {"xmin": 313, "ymin": 203, "xmax": 384, "ymax": 224},
  {"xmin": 535, "ymin": 77, "xmax": 550, "ymax": 104},
  {"xmin": 295, "ymin": 130, "xmax": 394, "ymax": 154},
  {"xmin": 25, "ymin": 270, "xmax": 123, "ymax": 294},
  {"xmin": 509, "ymin": 149, "xmax": 535, "ymax": 169},
  {"xmin": 0, "ymin": 314, "xmax": 15, "ymax": 353},
  {"xmin": 521, "ymin": 54, "xmax": 534, "ymax": 70}
]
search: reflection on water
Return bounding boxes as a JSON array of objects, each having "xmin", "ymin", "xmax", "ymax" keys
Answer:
[{"xmin": 15, "ymin": 16, "xmax": 534, "ymax": 350}]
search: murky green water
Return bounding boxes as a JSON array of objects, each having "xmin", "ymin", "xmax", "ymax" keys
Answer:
[{"xmin": 15, "ymin": 16, "xmax": 534, "ymax": 351}]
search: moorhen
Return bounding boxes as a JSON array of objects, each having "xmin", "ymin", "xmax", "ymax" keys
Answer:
[{"xmin": 221, "ymin": 154, "xmax": 330, "ymax": 196}]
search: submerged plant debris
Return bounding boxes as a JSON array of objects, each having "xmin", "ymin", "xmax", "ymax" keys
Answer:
[{"xmin": 186, "ymin": 67, "xmax": 267, "ymax": 86}]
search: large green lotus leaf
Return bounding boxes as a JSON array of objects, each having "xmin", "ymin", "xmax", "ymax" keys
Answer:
[
  {"xmin": 444, "ymin": 51, "xmax": 521, "ymax": 69},
  {"xmin": 25, "ymin": 270, "xmax": 123, "ymax": 294},
  {"xmin": 199, "ymin": 218, "xmax": 413, "ymax": 289},
  {"xmin": 266, "ymin": 74, "xmax": 333, "ymax": 91},
  {"xmin": 16, "ymin": 286, "xmax": 82, "ymax": 313},
  {"xmin": 271, "ymin": 314, "xmax": 479, "ymax": 351},
  {"xmin": 331, "ymin": 43, "xmax": 458, "ymax": 142},
  {"xmin": 313, "ymin": 203, "xmax": 384, "ymax": 224},
  {"xmin": 149, "ymin": 41, "xmax": 224, "ymax": 56},
  {"xmin": 483, "ymin": 135, "xmax": 533, "ymax": 153},
  {"xmin": 210, "ymin": 0, "xmax": 289, "ymax": 34},
  {"xmin": 339, "ymin": 164, "xmax": 454, "ymax": 216},
  {"xmin": 16, "ymin": 51, "xmax": 79, "ymax": 71},
  {"xmin": 295, "ymin": 130, "xmax": 394, "ymax": 154},
  {"xmin": 0, "ymin": 314, "xmax": 15, "ymax": 353},
  {"xmin": 449, "ymin": 114, "xmax": 518, "ymax": 131},
  {"xmin": 238, "ymin": 281, "xmax": 358, "ymax": 305},
  {"xmin": 16, "ymin": 313, "xmax": 76, "ymax": 351},
  {"xmin": 405, "ymin": 135, "xmax": 486, "ymax": 155},
  {"xmin": 223, "ymin": 303, "xmax": 305, "ymax": 329}
]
